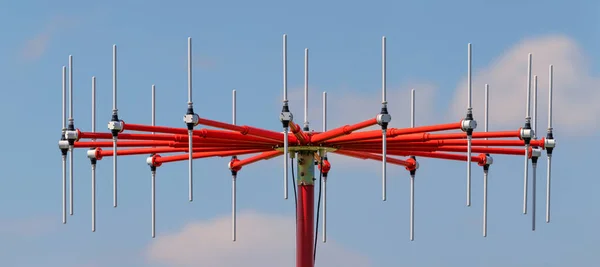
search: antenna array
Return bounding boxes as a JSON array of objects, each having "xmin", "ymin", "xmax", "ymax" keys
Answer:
[{"xmin": 56, "ymin": 35, "xmax": 558, "ymax": 267}]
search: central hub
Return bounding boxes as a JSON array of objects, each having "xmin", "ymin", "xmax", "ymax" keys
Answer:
[{"xmin": 297, "ymin": 151, "xmax": 316, "ymax": 185}]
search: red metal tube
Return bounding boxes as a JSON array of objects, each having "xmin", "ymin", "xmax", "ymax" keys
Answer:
[
  {"xmin": 296, "ymin": 184, "xmax": 314, "ymax": 267},
  {"xmin": 290, "ymin": 122, "xmax": 309, "ymax": 145},
  {"xmin": 334, "ymin": 150, "xmax": 414, "ymax": 167},
  {"xmin": 74, "ymin": 141, "xmax": 172, "ymax": 148},
  {"xmin": 155, "ymin": 149, "xmax": 271, "ymax": 164},
  {"xmin": 310, "ymin": 117, "xmax": 378, "ymax": 143},
  {"xmin": 326, "ymin": 121, "xmax": 463, "ymax": 143},
  {"xmin": 229, "ymin": 150, "xmax": 283, "ymax": 169}
]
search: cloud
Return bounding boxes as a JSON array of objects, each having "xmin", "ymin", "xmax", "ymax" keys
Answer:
[
  {"xmin": 146, "ymin": 211, "xmax": 371, "ymax": 267},
  {"xmin": 21, "ymin": 15, "xmax": 73, "ymax": 62},
  {"xmin": 448, "ymin": 35, "xmax": 600, "ymax": 136}
]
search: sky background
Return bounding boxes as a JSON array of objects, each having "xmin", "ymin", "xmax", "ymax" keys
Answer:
[{"xmin": 1, "ymin": 0, "xmax": 599, "ymax": 266}]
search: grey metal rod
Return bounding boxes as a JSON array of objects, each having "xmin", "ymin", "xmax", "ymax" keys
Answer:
[
  {"xmin": 304, "ymin": 48, "xmax": 309, "ymax": 129},
  {"xmin": 523, "ymin": 53, "xmax": 532, "ymax": 214},
  {"xmin": 68, "ymin": 55, "xmax": 74, "ymax": 216},
  {"xmin": 61, "ymin": 66, "xmax": 67, "ymax": 224},
  {"xmin": 91, "ymin": 76, "xmax": 96, "ymax": 232},
  {"xmin": 112, "ymin": 45, "xmax": 118, "ymax": 208}
]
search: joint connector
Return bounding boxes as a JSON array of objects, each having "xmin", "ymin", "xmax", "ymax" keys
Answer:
[
  {"xmin": 460, "ymin": 119, "xmax": 477, "ymax": 133},
  {"xmin": 228, "ymin": 157, "xmax": 242, "ymax": 173},
  {"xmin": 477, "ymin": 153, "xmax": 494, "ymax": 167},
  {"xmin": 531, "ymin": 147, "xmax": 542, "ymax": 158},
  {"xmin": 87, "ymin": 147, "xmax": 103, "ymax": 161},
  {"xmin": 405, "ymin": 157, "xmax": 419, "ymax": 172},
  {"xmin": 280, "ymin": 110, "xmax": 293, "ymax": 128},
  {"xmin": 318, "ymin": 159, "xmax": 331, "ymax": 176},
  {"xmin": 376, "ymin": 113, "xmax": 392, "ymax": 128},
  {"xmin": 89, "ymin": 148, "xmax": 98, "ymax": 165},
  {"xmin": 544, "ymin": 138, "xmax": 556, "ymax": 149},
  {"xmin": 58, "ymin": 140, "xmax": 70, "ymax": 151},
  {"xmin": 146, "ymin": 154, "xmax": 162, "ymax": 168},
  {"xmin": 183, "ymin": 113, "xmax": 200, "ymax": 129},
  {"xmin": 64, "ymin": 129, "xmax": 79, "ymax": 142},
  {"xmin": 520, "ymin": 127, "xmax": 534, "ymax": 142},
  {"xmin": 108, "ymin": 120, "xmax": 124, "ymax": 136}
]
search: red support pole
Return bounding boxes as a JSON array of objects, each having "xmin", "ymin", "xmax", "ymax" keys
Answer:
[
  {"xmin": 295, "ymin": 151, "xmax": 316, "ymax": 267},
  {"xmin": 296, "ymin": 184, "xmax": 315, "ymax": 267}
]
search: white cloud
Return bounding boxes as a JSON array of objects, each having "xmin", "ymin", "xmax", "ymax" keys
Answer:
[
  {"xmin": 21, "ymin": 15, "xmax": 73, "ymax": 62},
  {"xmin": 448, "ymin": 35, "xmax": 600, "ymax": 136},
  {"xmin": 146, "ymin": 211, "xmax": 371, "ymax": 267}
]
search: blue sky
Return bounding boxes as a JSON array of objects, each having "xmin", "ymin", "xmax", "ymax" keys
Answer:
[{"xmin": 1, "ymin": 0, "xmax": 599, "ymax": 266}]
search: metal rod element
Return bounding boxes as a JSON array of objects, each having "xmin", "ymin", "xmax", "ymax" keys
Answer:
[
  {"xmin": 68, "ymin": 55, "xmax": 74, "ymax": 216},
  {"xmin": 151, "ymin": 170, "xmax": 156, "ymax": 238},
  {"xmin": 546, "ymin": 65, "xmax": 553, "ymax": 223},
  {"xmin": 232, "ymin": 174, "xmax": 237, "ymax": 241},
  {"xmin": 466, "ymin": 43, "xmax": 473, "ymax": 207},
  {"xmin": 532, "ymin": 75, "xmax": 539, "ymax": 231},
  {"xmin": 533, "ymin": 76, "xmax": 538, "ymax": 139},
  {"xmin": 188, "ymin": 37, "xmax": 194, "ymax": 203},
  {"xmin": 322, "ymin": 91, "xmax": 327, "ymax": 243},
  {"xmin": 91, "ymin": 76, "xmax": 96, "ymax": 232},
  {"xmin": 304, "ymin": 48, "xmax": 309, "ymax": 129},
  {"xmin": 283, "ymin": 34, "xmax": 288, "ymax": 103},
  {"xmin": 62, "ymin": 66, "xmax": 67, "ymax": 224},
  {"xmin": 232, "ymin": 89, "xmax": 237, "ymax": 242},
  {"xmin": 112, "ymin": 45, "xmax": 118, "ymax": 208},
  {"xmin": 483, "ymin": 169, "xmax": 488, "ymax": 237},
  {"xmin": 410, "ymin": 88, "xmax": 415, "ymax": 241},
  {"xmin": 484, "ymin": 84, "xmax": 489, "ymax": 135},
  {"xmin": 410, "ymin": 174, "xmax": 415, "ymax": 241},
  {"xmin": 546, "ymin": 155, "xmax": 552, "ymax": 223},
  {"xmin": 382, "ymin": 36, "xmax": 387, "ymax": 103},
  {"xmin": 283, "ymin": 34, "xmax": 289, "ymax": 200},
  {"xmin": 411, "ymin": 89, "xmax": 415, "ymax": 128},
  {"xmin": 381, "ymin": 36, "xmax": 388, "ymax": 201},
  {"xmin": 523, "ymin": 53, "xmax": 532, "ymax": 215},
  {"xmin": 483, "ymin": 83, "xmax": 489, "ymax": 237},
  {"xmin": 151, "ymin": 84, "xmax": 156, "ymax": 238},
  {"xmin": 467, "ymin": 43, "xmax": 472, "ymax": 110}
]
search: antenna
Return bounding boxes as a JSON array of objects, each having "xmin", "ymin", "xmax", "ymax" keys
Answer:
[
  {"xmin": 108, "ymin": 44, "xmax": 123, "ymax": 208},
  {"xmin": 522, "ymin": 53, "xmax": 533, "ymax": 215},
  {"xmin": 464, "ymin": 43, "xmax": 474, "ymax": 207},
  {"xmin": 232, "ymin": 89, "xmax": 237, "ymax": 241},
  {"xmin": 531, "ymin": 75, "xmax": 539, "ymax": 231},
  {"xmin": 282, "ymin": 34, "xmax": 290, "ymax": 200},
  {"xmin": 56, "ymin": 35, "xmax": 562, "ymax": 267},
  {"xmin": 304, "ymin": 48, "xmax": 309, "ymax": 130},
  {"xmin": 546, "ymin": 65, "xmax": 555, "ymax": 223},
  {"xmin": 90, "ymin": 76, "xmax": 97, "ymax": 232},
  {"xmin": 151, "ymin": 84, "xmax": 156, "ymax": 238},
  {"xmin": 410, "ymin": 88, "xmax": 416, "ymax": 241},
  {"xmin": 483, "ymin": 84, "xmax": 490, "ymax": 237},
  {"xmin": 58, "ymin": 65, "xmax": 68, "ymax": 224},
  {"xmin": 377, "ymin": 36, "xmax": 391, "ymax": 201},
  {"xmin": 68, "ymin": 55, "xmax": 75, "ymax": 215},
  {"xmin": 184, "ymin": 37, "xmax": 197, "ymax": 203},
  {"xmin": 322, "ymin": 91, "xmax": 327, "ymax": 243}
]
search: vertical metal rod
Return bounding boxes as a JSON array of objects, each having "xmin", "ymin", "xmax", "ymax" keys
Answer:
[
  {"xmin": 151, "ymin": 170, "xmax": 156, "ymax": 238},
  {"xmin": 283, "ymin": 34, "xmax": 289, "ymax": 200},
  {"xmin": 381, "ymin": 36, "xmax": 387, "ymax": 201},
  {"xmin": 483, "ymin": 84, "xmax": 489, "ymax": 237},
  {"xmin": 62, "ymin": 66, "xmax": 67, "ymax": 224},
  {"xmin": 91, "ymin": 76, "xmax": 96, "ymax": 232},
  {"xmin": 532, "ymin": 75, "xmax": 538, "ymax": 231},
  {"xmin": 68, "ymin": 55, "xmax": 74, "ymax": 216},
  {"xmin": 523, "ymin": 53, "xmax": 532, "ymax": 214},
  {"xmin": 112, "ymin": 44, "xmax": 118, "ymax": 208},
  {"xmin": 322, "ymin": 91, "xmax": 327, "ymax": 243},
  {"xmin": 483, "ymin": 170, "xmax": 488, "ymax": 237},
  {"xmin": 466, "ymin": 43, "xmax": 472, "ymax": 207},
  {"xmin": 188, "ymin": 37, "xmax": 194, "ymax": 203},
  {"xmin": 533, "ymin": 76, "xmax": 538, "ymax": 138},
  {"xmin": 546, "ymin": 65, "xmax": 553, "ymax": 223},
  {"xmin": 232, "ymin": 89, "xmax": 237, "ymax": 242},
  {"xmin": 151, "ymin": 84, "xmax": 156, "ymax": 238},
  {"xmin": 304, "ymin": 48, "xmax": 309, "ymax": 129},
  {"xmin": 410, "ymin": 88, "xmax": 415, "ymax": 241}
]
